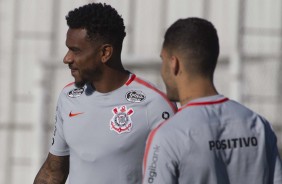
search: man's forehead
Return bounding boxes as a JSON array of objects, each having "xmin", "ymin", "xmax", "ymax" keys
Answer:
[
  {"xmin": 66, "ymin": 28, "xmax": 95, "ymax": 47},
  {"xmin": 67, "ymin": 28, "xmax": 88, "ymax": 39}
]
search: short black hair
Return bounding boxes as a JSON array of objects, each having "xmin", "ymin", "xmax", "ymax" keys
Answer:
[
  {"xmin": 66, "ymin": 3, "xmax": 126, "ymax": 49},
  {"xmin": 163, "ymin": 17, "xmax": 219, "ymax": 78}
]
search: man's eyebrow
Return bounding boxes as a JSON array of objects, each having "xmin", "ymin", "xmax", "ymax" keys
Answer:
[{"xmin": 67, "ymin": 46, "xmax": 80, "ymax": 51}]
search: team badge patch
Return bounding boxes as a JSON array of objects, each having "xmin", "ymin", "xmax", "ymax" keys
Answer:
[
  {"xmin": 125, "ymin": 90, "xmax": 146, "ymax": 103},
  {"xmin": 110, "ymin": 106, "xmax": 134, "ymax": 134},
  {"xmin": 68, "ymin": 88, "xmax": 84, "ymax": 98}
]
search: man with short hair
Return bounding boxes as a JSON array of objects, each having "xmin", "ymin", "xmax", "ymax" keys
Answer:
[
  {"xmin": 142, "ymin": 17, "xmax": 282, "ymax": 184},
  {"xmin": 33, "ymin": 3, "xmax": 176, "ymax": 184}
]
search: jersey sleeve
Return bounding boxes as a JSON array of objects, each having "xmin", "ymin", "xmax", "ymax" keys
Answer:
[
  {"xmin": 274, "ymin": 150, "xmax": 282, "ymax": 184},
  {"xmin": 49, "ymin": 93, "xmax": 70, "ymax": 156},
  {"xmin": 146, "ymin": 94, "xmax": 177, "ymax": 130},
  {"xmin": 142, "ymin": 126, "xmax": 178, "ymax": 184},
  {"xmin": 266, "ymin": 123, "xmax": 282, "ymax": 183},
  {"xmin": 261, "ymin": 116, "xmax": 282, "ymax": 183}
]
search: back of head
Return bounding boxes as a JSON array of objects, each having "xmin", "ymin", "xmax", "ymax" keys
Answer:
[
  {"xmin": 163, "ymin": 17, "xmax": 219, "ymax": 79},
  {"xmin": 66, "ymin": 3, "xmax": 126, "ymax": 51}
]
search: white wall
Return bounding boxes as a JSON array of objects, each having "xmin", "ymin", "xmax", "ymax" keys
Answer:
[{"xmin": 0, "ymin": 0, "xmax": 281, "ymax": 183}]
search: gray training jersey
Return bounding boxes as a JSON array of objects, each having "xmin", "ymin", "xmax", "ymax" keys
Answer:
[
  {"xmin": 143, "ymin": 95, "xmax": 282, "ymax": 184},
  {"xmin": 50, "ymin": 74, "xmax": 176, "ymax": 184}
]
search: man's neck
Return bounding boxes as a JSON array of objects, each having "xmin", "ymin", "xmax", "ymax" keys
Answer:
[
  {"xmin": 178, "ymin": 78, "xmax": 218, "ymax": 106},
  {"xmin": 91, "ymin": 69, "xmax": 129, "ymax": 93}
]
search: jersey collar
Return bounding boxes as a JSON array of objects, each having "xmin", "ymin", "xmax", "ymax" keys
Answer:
[
  {"xmin": 125, "ymin": 73, "xmax": 136, "ymax": 86},
  {"xmin": 178, "ymin": 95, "xmax": 229, "ymax": 112}
]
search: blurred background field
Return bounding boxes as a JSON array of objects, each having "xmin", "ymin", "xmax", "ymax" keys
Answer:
[{"xmin": 0, "ymin": 0, "xmax": 282, "ymax": 183}]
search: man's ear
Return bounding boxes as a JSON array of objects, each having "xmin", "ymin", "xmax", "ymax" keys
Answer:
[
  {"xmin": 170, "ymin": 55, "xmax": 180, "ymax": 76},
  {"xmin": 100, "ymin": 44, "xmax": 113, "ymax": 63}
]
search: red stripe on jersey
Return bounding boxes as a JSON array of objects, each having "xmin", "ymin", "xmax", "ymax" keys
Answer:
[
  {"xmin": 64, "ymin": 82, "xmax": 75, "ymax": 89},
  {"xmin": 142, "ymin": 120, "xmax": 167, "ymax": 182},
  {"xmin": 178, "ymin": 97, "xmax": 229, "ymax": 112},
  {"xmin": 125, "ymin": 74, "xmax": 136, "ymax": 86},
  {"xmin": 134, "ymin": 77, "xmax": 177, "ymax": 113}
]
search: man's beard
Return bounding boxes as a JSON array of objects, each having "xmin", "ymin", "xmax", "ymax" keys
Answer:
[
  {"xmin": 74, "ymin": 68, "xmax": 102, "ymax": 88},
  {"xmin": 166, "ymin": 85, "xmax": 179, "ymax": 102},
  {"xmin": 74, "ymin": 80, "xmax": 86, "ymax": 88}
]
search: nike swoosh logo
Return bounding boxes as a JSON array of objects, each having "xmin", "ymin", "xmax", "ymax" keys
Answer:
[{"xmin": 69, "ymin": 111, "xmax": 84, "ymax": 117}]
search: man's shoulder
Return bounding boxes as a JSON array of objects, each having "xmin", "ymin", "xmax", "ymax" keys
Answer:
[
  {"xmin": 226, "ymin": 99, "xmax": 263, "ymax": 119},
  {"xmin": 150, "ymin": 117, "xmax": 186, "ymax": 146},
  {"xmin": 60, "ymin": 82, "xmax": 86, "ymax": 98},
  {"xmin": 130, "ymin": 76, "xmax": 168, "ymax": 101},
  {"xmin": 62, "ymin": 82, "xmax": 75, "ymax": 91}
]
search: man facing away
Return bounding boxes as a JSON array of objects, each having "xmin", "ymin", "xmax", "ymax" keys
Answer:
[
  {"xmin": 33, "ymin": 3, "xmax": 176, "ymax": 184},
  {"xmin": 142, "ymin": 17, "xmax": 282, "ymax": 184}
]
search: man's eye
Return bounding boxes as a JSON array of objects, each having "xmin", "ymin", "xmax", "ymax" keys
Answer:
[
  {"xmin": 69, "ymin": 47, "xmax": 80, "ymax": 52},
  {"xmin": 71, "ymin": 48, "xmax": 81, "ymax": 53}
]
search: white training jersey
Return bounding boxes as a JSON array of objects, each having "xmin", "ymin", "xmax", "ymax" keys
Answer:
[
  {"xmin": 143, "ymin": 95, "xmax": 282, "ymax": 184},
  {"xmin": 50, "ymin": 73, "xmax": 177, "ymax": 184}
]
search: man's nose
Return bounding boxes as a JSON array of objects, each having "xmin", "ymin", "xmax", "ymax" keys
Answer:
[{"xmin": 63, "ymin": 51, "xmax": 73, "ymax": 64}]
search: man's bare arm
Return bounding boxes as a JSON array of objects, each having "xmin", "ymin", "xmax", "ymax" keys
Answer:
[{"xmin": 33, "ymin": 153, "xmax": 69, "ymax": 184}]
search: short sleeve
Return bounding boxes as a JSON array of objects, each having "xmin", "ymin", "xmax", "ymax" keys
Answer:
[
  {"xmin": 266, "ymin": 122, "xmax": 282, "ymax": 183},
  {"xmin": 274, "ymin": 151, "xmax": 282, "ymax": 184},
  {"xmin": 49, "ymin": 93, "xmax": 70, "ymax": 156},
  {"xmin": 142, "ymin": 126, "xmax": 178, "ymax": 184}
]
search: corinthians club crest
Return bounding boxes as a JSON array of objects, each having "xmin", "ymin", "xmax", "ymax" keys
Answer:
[{"xmin": 110, "ymin": 106, "xmax": 134, "ymax": 134}]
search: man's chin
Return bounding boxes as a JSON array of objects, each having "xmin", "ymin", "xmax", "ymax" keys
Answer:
[
  {"xmin": 74, "ymin": 80, "xmax": 86, "ymax": 88},
  {"xmin": 166, "ymin": 91, "xmax": 179, "ymax": 102}
]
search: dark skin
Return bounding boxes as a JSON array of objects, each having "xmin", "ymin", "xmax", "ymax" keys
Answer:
[
  {"xmin": 63, "ymin": 28, "xmax": 129, "ymax": 92},
  {"xmin": 33, "ymin": 153, "xmax": 69, "ymax": 184},
  {"xmin": 34, "ymin": 29, "xmax": 128, "ymax": 184}
]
